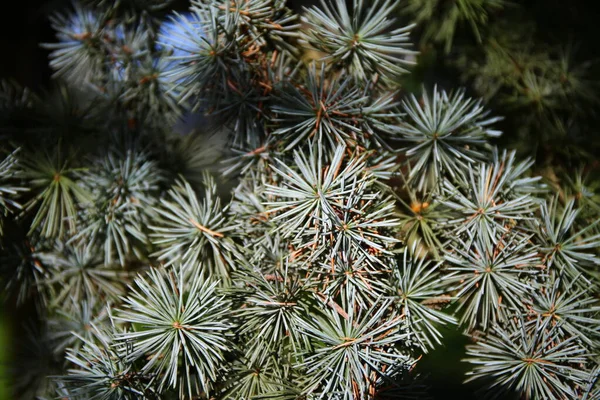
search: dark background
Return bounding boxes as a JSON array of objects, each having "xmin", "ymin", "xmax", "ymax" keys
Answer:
[{"xmin": 0, "ymin": 1, "xmax": 598, "ymax": 399}]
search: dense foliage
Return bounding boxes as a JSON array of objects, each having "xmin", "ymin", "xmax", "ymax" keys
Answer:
[{"xmin": 1, "ymin": 0, "xmax": 599, "ymax": 399}]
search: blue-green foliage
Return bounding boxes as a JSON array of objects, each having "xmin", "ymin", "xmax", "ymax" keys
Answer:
[{"xmin": 0, "ymin": 0, "xmax": 598, "ymax": 399}]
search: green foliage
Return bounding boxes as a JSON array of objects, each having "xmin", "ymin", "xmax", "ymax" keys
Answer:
[
  {"xmin": 44, "ymin": 4, "xmax": 109, "ymax": 85},
  {"xmin": 149, "ymin": 174, "xmax": 241, "ymax": 279},
  {"xmin": 47, "ymin": 297, "xmax": 109, "ymax": 356},
  {"xmin": 392, "ymin": 86, "xmax": 501, "ymax": 191},
  {"xmin": 533, "ymin": 196, "xmax": 600, "ymax": 282},
  {"xmin": 0, "ymin": 148, "xmax": 27, "ymax": 236},
  {"xmin": 116, "ymin": 266, "xmax": 232, "ymax": 397},
  {"xmin": 272, "ymin": 64, "xmax": 370, "ymax": 152},
  {"xmin": 445, "ymin": 232, "xmax": 540, "ymax": 330},
  {"xmin": 401, "ymin": 0, "xmax": 507, "ymax": 53},
  {"xmin": 265, "ymin": 145, "xmax": 373, "ymax": 241},
  {"xmin": 72, "ymin": 149, "xmax": 163, "ymax": 266},
  {"xmin": 60, "ymin": 323, "xmax": 156, "ymax": 399},
  {"xmin": 1, "ymin": 0, "xmax": 599, "ymax": 399},
  {"xmin": 391, "ymin": 244, "xmax": 456, "ymax": 351},
  {"xmin": 527, "ymin": 275, "xmax": 600, "ymax": 348},
  {"xmin": 40, "ymin": 242, "xmax": 127, "ymax": 307},
  {"xmin": 465, "ymin": 316, "xmax": 590, "ymax": 399},
  {"xmin": 20, "ymin": 148, "xmax": 91, "ymax": 239},
  {"xmin": 302, "ymin": 0, "xmax": 416, "ymax": 82},
  {"xmin": 297, "ymin": 291, "xmax": 413, "ymax": 399},
  {"xmin": 441, "ymin": 151, "xmax": 539, "ymax": 244}
]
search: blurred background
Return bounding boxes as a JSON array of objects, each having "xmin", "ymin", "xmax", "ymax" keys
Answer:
[{"xmin": 1, "ymin": 0, "xmax": 599, "ymax": 90}]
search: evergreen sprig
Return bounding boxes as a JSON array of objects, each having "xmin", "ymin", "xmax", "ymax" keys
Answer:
[
  {"xmin": 392, "ymin": 243, "xmax": 456, "ymax": 351},
  {"xmin": 59, "ymin": 322, "xmax": 156, "ymax": 399},
  {"xmin": 116, "ymin": 265, "xmax": 232, "ymax": 397},
  {"xmin": 20, "ymin": 148, "xmax": 91, "ymax": 239},
  {"xmin": 149, "ymin": 174, "xmax": 241, "ymax": 279},
  {"xmin": 445, "ymin": 232, "xmax": 540, "ymax": 330},
  {"xmin": 297, "ymin": 291, "xmax": 413, "ymax": 399},
  {"xmin": 464, "ymin": 316, "xmax": 591, "ymax": 399},
  {"xmin": 533, "ymin": 196, "xmax": 600, "ymax": 282},
  {"xmin": 71, "ymin": 149, "xmax": 163, "ymax": 266},
  {"xmin": 40, "ymin": 241, "xmax": 126, "ymax": 307},
  {"xmin": 441, "ymin": 151, "xmax": 538, "ymax": 245},
  {"xmin": 265, "ymin": 145, "xmax": 372, "ymax": 242},
  {"xmin": 302, "ymin": 0, "xmax": 416, "ymax": 82},
  {"xmin": 0, "ymin": 148, "xmax": 27, "ymax": 236},
  {"xmin": 392, "ymin": 86, "xmax": 502, "ymax": 191}
]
